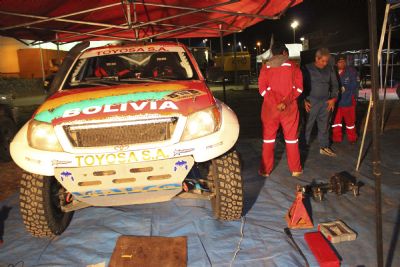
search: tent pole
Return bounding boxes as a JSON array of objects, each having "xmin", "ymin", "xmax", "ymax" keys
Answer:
[
  {"xmin": 56, "ymin": 33, "xmax": 61, "ymax": 65},
  {"xmin": 28, "ymin": 26, "xmax": 133, "ymax": 41},
  {"xmin": 233, "ymin": 32, "xmax": 238, "ymax": 84},
  {"xmin": 136, "ymin": 1, "xmax": 279, "ymax": 20},
  {"xmin": 367, "ymin": 0, "xmax": 383, "ymax": 266},
  {"xmin": 356, "ymin": 99, "xmax": 372, "ymax": 171},
  {"xmin": 39, "ymin": 44, "xmax": 45, "ymax": 82},
  {"xmin": 255, "ymin": 48, "xmax": 258, "ymax": 81},
  {"xmin": 356, "ymin": 2, "xmax": 389, "ymax": 170},
  {"xmin": 0, "ymin": 8, "xmax": 127, "ymax": 31},
  {"xmin": 138, "ymin": 15, "xmax": 233, "ymax": 41},
  {"xmin": 390, "ymin": 51, "xmax": 394, "ymax": 88},
  {"xmin": 219, "ymin": 27, "xmax": 226, "ymax": 103},
  {"xmin": 381, "ymin": 24, "xmax": 392, "ymax": 133}
]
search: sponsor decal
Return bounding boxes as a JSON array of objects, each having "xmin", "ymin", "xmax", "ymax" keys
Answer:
[
  {"xmin": 52, "ymin": 160, "xmax": 73, "ymax": 166},
  {"xmin": 81, "ymin": 45, "xmax": 187, "ymax": 58},
  {"xmin": 72, "ymin": 183, "xmax": 181, "ymax": 198},
  {"xmin": 174, "ymin": 160, "xmax": 188, "ymax": 172},
  {"xmin": 173, "ymin": 148, "xmax": 195, "ymax": 157},
  {"xmin": 60, "ymin": 171, "xmax": 74, "ymax": 182},
  {"xmin": 96, "ymin": 46, "xmax": 167, "ymax": 56},
  {"xmin": 206, "ymin": 141, "xmax": 223, "ymax": 149},
  {"xmin": 35, "ymin": 84, "xmax": 187, "ymax": 116},
  {"xmin": 75, "ymin": 149, "xmax": 169, "ymax": 167},
  {"xmin": 35, "ymin": 89, "xmax": 177, "ymax": 123},
  {"xmin": 62, "ymin": 100, "xmax": 178, "ymax": 118},
  {"xmin": 114, "ymin": 145, "xmax": 130, "ymax": 151},
  {"xmin": 165, "ymin": 90, "xmax": 204, "ymax": 101},
  {"xmin": 25, "ymin": 156, "xmax": 41, "ymax": 164}
]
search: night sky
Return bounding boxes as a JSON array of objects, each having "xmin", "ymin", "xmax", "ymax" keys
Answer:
[{"xmin": 187, "ymin": 0, "xmax": 393, "ymax": 53}]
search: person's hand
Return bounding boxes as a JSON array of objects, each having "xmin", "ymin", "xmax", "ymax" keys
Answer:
[
  {"xmin": 326, "ymin": 98, "xmax": 336, "ymax": 112},
  {"xmin": 304, "ymin": 100, "xmax": 311, "ymax": 113},
  {"xmin": 277, "ymin": 103, "xmax": 286, "ymax": 112}
]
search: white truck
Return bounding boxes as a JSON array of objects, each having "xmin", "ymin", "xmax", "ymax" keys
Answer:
[{"xmin": 10, "ymin": 41, "xmax": 243, "ymax": 237}]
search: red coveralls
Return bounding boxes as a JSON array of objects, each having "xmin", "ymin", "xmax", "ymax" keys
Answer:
[
  {"xmin": 332, "ymin": 67, "xmax": 358, "ymax": 143},
  {"xmin": 258, "ymin": 60, "xmax": 303, "ymax": 174}
]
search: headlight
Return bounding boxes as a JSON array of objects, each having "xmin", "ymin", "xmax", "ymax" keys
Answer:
[
  {"xmin": 28, "ymin": 120, "xmax": 63, "ymax": 151},
  {"xmin": 181, "ymin": 106, "xmax": 221, "ymax": 141}
]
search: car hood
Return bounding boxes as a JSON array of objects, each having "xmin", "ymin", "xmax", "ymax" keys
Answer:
[{"xmin": 33, "ymin": 81, "xmax": 214, "ymax": 125}]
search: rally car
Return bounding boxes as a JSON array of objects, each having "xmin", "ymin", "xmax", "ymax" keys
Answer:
[{"xmin": 10, "ymin": 41, "xmax": 243, "ymax": 237}]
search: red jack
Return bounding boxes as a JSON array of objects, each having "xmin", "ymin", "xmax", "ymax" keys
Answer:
[{"xmin": 286, "ymin": 186, "xmax": 314, "ymax": 229}]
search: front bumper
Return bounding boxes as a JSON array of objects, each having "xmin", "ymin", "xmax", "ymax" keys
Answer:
[{"xmin": 55, "ymin": 156, "xmax": 194, "ymax": 206}]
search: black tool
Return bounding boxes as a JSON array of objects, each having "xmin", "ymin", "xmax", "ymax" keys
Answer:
[
  {"xmin": 305, "ymin": 172, "xmax": 360, "ymax": 202},
  {"xmin": 284, "ymin": 227, "xmax": 310, "ymax": 267}
]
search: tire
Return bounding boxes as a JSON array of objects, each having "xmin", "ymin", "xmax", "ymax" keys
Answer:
[
  {"xmin": 20, "ymin": 172, "xmax": 73, "ymax": 237},
  {"xmin": 208, "ymin": 149, "xmax": 243, "ymax": 220},
  {"xmin": 0, "ymin": 116, "xmax": 17, "ymax": 162}
]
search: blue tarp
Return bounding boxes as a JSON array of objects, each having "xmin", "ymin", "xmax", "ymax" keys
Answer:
[{"xmin": 1, "ymin": 130, "xmax": 399, "ymax": 266}]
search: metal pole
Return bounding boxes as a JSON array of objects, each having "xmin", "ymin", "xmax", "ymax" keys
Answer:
[
  {"xmin": 367, "ymin": 0, "xmax": 383, "ymax": 266},
  {"xmin": 39, "ymin": 44, "xmax": 45, "ymax": 82},
  {"xmin": 56, "ymin": 33, "xmax": 61, "ymax": 65},
  {"xmin": 233, "ymin": 32, "xmax": 238, "ymax": 84},
  {"xmin": 0, "ymin": 7, "xmax": 127, "ymax": 31},
  {"xmin": 356, "ymin": 99, "xmax": 372, "ymax": 171},
  {"xmin": 293, "ymin": 28, "xmax": 296, "ymax": 43},
  {"xmin": 135, "ymin": 0, "xmax": 278, "ymax": 20},
  {"xmin": 138, "ymin": 14, "xmax": 233, "ymax": 41},
  {"xmin": 219, "ymin": 27, "xmax": 226, "ymax": 103},
  {"xmin": 381, "ymin": 24, "xmax": 392, "ymax": 133},
  {"xmin": 29, "ymin": 26, "xmax": 133, "ymax": 41},
  {"xmin": 390, "ymin": 51, "xmax": 394, "ymax": 87}
]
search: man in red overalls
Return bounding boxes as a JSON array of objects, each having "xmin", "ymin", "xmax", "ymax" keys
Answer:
[
  {"xmin": 258, "ymin": 42, "xmax": 303, "ymax": 177},
  {"xmin": 332, "ymin": 55, "xmax": 358, "ymax": 144}
]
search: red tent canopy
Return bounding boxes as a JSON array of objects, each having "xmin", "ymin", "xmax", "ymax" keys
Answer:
[{"xmin": 0, "ymin": 0, "xmax": 302, "ymax": 43}]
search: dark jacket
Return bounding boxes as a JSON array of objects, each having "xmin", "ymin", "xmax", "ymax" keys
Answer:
[
  {"xmin": 338, "ymin": 67, "xmax": 358, "ymax": 107},
  {"xmin": 303, "ymin": 63, "xmax": 339, "ymax": 103}
]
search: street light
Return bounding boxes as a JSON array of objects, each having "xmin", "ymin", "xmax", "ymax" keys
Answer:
[
  {"xmin": 291, "ymin": 20, "xmax": 299, "ymax": 43},
  {"xmin": 238, "ymin": 41, "xmax": 243, "ymax": 52},
  {"xmin": 300, "ymin": 37, "xmax": 305, "ymax": 42},
  {"xmin": 256, "ymin": 41, "xmax": 261, "ymax": 55}
]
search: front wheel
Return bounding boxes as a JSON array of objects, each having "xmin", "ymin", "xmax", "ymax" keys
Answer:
[
  {"xmin": 208, "ymin": 149, "xmax": 243, "ymax": 220},
  {"xmin": 20, "ymin": 172, "xmax": 73, "ymax": 237}
]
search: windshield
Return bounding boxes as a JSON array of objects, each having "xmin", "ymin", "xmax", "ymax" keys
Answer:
[{"xmin": 63, "ymin": 51, "xmax": 198, "ymax": 89}]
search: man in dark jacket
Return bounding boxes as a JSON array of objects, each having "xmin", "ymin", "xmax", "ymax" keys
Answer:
[
  {"xmin": 258, "ymin": 42, "xmax": 303, "ymax": 177},
  {"xmin": 303, "ymin": 48, "xmax": 339, "ymax": 157},
  {"xmin": 332, "ymin": 55, "xmax": 359, "ymax": 143}
]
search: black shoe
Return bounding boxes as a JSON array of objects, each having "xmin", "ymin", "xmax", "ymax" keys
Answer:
[{"xmin": 320, "ymin": 147, "xmax": 336, "ymax": 157}]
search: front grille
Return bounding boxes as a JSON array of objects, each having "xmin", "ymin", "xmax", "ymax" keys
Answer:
[{"xmin": 64, "ymin": 118, "xmax": 177, "ymax": 148}]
